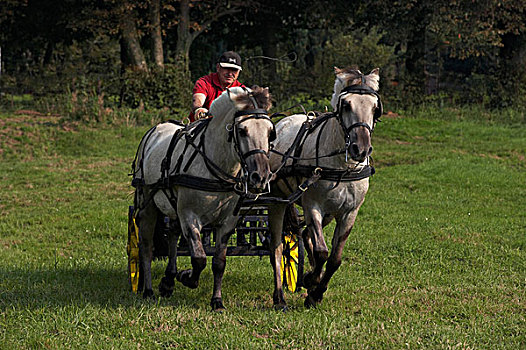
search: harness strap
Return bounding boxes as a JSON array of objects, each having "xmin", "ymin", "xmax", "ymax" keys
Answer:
[
  {"xmin": 182, "ymin": 129, "xmax": 206, "ymax": 172},
  {"xmin": 161, "ymin": 127, "xmax": 186, "ymax": 186},
  {"xmin": 235, "ymin": 109, "xmax": 268, "ymax": 117},
  {"xmin": 168, "ymin": 174, "xmax": 235, "ymax": 192},
  {"xmin": 277, "ymin": 164, "xmax": 375, "ymax": 182},
  {"xmin": 242, "ymin": 170, "xmax": 322, "ymax": 207},
  {"xmin": 314, "ymin": 116, "xmax": 331, "ymax": 168},
  {"xmin": 285, "ymin": 171, "xmax": 322, "ymax": 203},
  {"xmin": 243, "ymin": 148, "xmax": 268, "ymax": 159}
]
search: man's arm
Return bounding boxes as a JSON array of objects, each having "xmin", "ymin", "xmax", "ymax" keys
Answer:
[
  {"xmin": 192, "ymin": 93, "xmax": 208, "ymax": 118},
  {"xmin": 192, "ymin": 93, "xmax": 206, "ymax": 111}
]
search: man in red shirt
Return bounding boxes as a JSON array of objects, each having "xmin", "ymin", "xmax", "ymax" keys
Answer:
[{"xmin": 190, "ymin": 51, "xmax": 245, "ymax": 122}]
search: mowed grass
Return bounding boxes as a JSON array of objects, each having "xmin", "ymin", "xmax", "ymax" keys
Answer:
[{"xmin": 0, "ymin": 111, "xmax": 524, "ymax": 349}]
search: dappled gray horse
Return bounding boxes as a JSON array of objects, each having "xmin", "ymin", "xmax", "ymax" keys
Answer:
[
  {"xmin": 132, "ymin": 86, "xmax": 275, "ymax": 310},
  {"xmin": 268, "ymin": 68, "xmax": 382, "ymax": 308}
]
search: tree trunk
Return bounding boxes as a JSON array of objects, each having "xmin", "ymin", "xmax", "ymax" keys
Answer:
[
  {"xmin": 176, "ymin": 0, "xmax": 192, "ymax": 71},
  {"xmin": 149, "ymin": 0, "xmax": 164, "ymax": 70},
  {"xmin": 174, "ymin": 0, "xmax": 242, "ymax": 71},
  {"xmin": 262, "ymin": 17, "xmax": 278, "ymax": 85},
  {"xmin": 119, "ymin": 2, "xmax": 148, "ymax": 72},
  {"xmin": 43, "ymin": 41, "xmax": 54, "ymax": 67}
]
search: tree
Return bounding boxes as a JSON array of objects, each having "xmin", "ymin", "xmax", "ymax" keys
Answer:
[
  {"xmin": 173, "ymin": 0, "xmax": 255, "ymax": 70},
  {"xmin": 112, "ymin": 0, "xmax": 258, "ymax": 72},
  {"xmin": 149, "ymin": 0, "xmax": 164, "ymax": 69},
  {"xmin": 118, "ymin": 1, "xmax": 148, "ymax": 72}
]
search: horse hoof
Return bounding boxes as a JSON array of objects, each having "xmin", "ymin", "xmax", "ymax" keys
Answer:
[
  {"xmin": 304, "ymin": 294, "xmax": 320, "ymax": 308},
  {"xmin": 176, "ymin": 269, "xmax": 199, "ymax": 289},
  {"xmin": 142, "ymin": 289, "xmax": 155, "ymax": 299},
  {"xmin": 304, "ymin": 286, "xmax": 326, "ymax": 308},
  {"xmin": 210, "ymin": 297, "xmax": 225, "ymax": 312},
  {"xmin": 159, "ymin": 277, "xmax": 175, "ymax": 297}
]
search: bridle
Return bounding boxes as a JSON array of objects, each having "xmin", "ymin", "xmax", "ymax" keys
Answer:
[
  {"xmin": 225, "ymin": 88, "xmax": 276, "ymax": 190},
  {"xmin": 335, "ymin": 82, "xmax": 383, "ymax": 161},
  {"xmin": 229, "ymin": 109, "xmax": 276, "ymax": 159}
]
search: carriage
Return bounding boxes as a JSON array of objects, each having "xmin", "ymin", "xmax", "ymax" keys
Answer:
[{"xmin": 127, "ymin": 202, "xmax": 306, "ymax": 295}]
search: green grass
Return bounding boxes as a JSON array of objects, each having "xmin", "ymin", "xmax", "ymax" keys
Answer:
[{"xmin": 0, "ymin": 110, "xmax": 525, "ymax": 349}]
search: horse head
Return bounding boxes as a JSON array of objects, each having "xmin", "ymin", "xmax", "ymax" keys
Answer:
[
  {"xmin": 331, "ymin": 67, "xmax": 381, "ymax": 163},
  {"xmin": 229, "ymin": 86, "xmax": 275, "ymax": 192}
]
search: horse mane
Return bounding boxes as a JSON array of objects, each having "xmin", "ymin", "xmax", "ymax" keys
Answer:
[
  {"xmin": 335, "ymin": 66, "xmax": 380, "ymax": 91},
  {"xmin": 232, "ymin": 85, "xmax": 272, "ymax": 111},
  {"xmin": 208, "ymin": 86, "xmax": 272, "ymax": 120}
]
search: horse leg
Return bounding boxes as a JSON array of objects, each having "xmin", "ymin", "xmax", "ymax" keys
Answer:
[
  {"xmin": 210, "ymin": 225, "xmax": 236, "ymax": 312},
  {"xmin": 302, "ymin": 227, "xmax": 315, "ymax": 269},
  {"xmin": 302, "ymin": 208, "xmax": 328, "ymax": 290},
  {"xmin": 176, "ymin": 220, "xmax": 207, "ymax": 289},
  {"xmin": 136, "ymin": 196, "xmax": 158, "ymax": 299},
  {"xmin": 305, "ymin": 212, "xmax": 357, "ymax": 308},
  {"xmin": 302, "ymin": 214, "xmax": 333, "ymax": 271},
  {"xmin": 268, "ymin": 203, "xmax": 288, "ymax": 310},
  {"xmin": 159, "ymin": 218, "xmax": 181, "ymax": 297}
]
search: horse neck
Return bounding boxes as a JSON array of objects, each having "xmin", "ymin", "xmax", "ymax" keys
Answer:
[
  {"xmin": 302, "ymin": 116, "xmax": 347, "ymax": 168},
  {"xmin": 203, "ymin": 112, "xmax": 241, "ymax": 176}
]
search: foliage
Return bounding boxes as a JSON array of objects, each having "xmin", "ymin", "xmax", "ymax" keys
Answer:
[
  {"xmin": 1, "ymin": 0, "xmax": 526, "ymax": 119},
  {"xmin": 273, "ymin": 92, "xmax": 332, "ymax": 115},
  {"xmin": 120, "ymin": 63, "xmax": 193, "ymax": 115}
]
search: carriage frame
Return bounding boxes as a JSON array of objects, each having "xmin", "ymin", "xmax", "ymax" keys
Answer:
[{"xmin": 127, "ymin": 202, "xmax": 305, "ymax": 295}]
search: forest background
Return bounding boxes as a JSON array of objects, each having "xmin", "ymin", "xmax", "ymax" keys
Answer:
[{"xmin": 1, "ymin": 0, "xmax": 525, "ymax": 123}]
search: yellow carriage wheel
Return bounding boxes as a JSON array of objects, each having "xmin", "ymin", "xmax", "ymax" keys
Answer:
[
  {"xmin": 127, "ymin": 207, "xmax": 141, "ymax": 294},
  {"xmin": 280, "ymin": 231, "xmax": 303, "ymax": 292}
]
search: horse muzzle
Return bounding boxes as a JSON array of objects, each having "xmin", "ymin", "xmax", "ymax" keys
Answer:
[
  {"xmin": 245, "ymin": 152, "xmax": 272, "ymax": 192},
  {"xmin": 348, "ymin": 142, "xmax": 373, "ymax": 163}
]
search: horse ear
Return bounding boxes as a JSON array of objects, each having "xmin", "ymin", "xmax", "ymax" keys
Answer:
[
  {"xmin": 365, "ymin": 68, "xmax": 381, "ymax": 91},
  {"xmin": 334, "ymin": 67, "xmax": 343, "ymax": 75}
]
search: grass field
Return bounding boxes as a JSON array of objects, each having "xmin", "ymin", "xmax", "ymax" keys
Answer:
[{"xmin": 0, "ymin": 110, "xmax": 525, "ymax": 349}]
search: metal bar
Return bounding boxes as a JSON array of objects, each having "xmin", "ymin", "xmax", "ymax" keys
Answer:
[{"xmin": 177, "ymin": 245, "xmax": 270, "ymax": 257}]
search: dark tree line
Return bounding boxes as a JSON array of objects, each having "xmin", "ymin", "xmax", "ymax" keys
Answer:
[{"xmin": 1, "ymin": 0, "xmax": 525, "ymax": 115}]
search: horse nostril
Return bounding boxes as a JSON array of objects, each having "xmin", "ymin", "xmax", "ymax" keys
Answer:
[
  {"xmin": 368, "ymin": 146, "xmax": 373, "ymax": 156},
  {"xmin": 351, "ymin": 143, "xmax": 360, "ymax": 156},
  {"xmin": 249, "ymin": 172, "xmax": 262, "ymax": 184}
]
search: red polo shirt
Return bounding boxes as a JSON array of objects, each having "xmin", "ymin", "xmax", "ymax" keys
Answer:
[{"xmin": 189, "ymin": 73, "xmax": 244, "ymax": 122}]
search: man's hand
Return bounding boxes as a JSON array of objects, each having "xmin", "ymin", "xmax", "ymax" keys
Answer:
[{"xmin": 194, "ymin": 107, "xmax": 208, "ymax": 120}]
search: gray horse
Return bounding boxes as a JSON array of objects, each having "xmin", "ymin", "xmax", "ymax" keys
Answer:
[
  {"xmin": 132, "ymin": 86, "xmax": 275, "ymax": 310},
  {"xmin": 267, "ymin": 68, "xmax": 381, "ymax": 308}
]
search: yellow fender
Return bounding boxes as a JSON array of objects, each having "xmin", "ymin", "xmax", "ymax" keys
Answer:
[
  {"xmin": 127, "ymin": 208, "xmax": 140, "ymax": 294},
  {"xmin": 280, "ymin": 232, "xmax": 300, "ymax": 292}
]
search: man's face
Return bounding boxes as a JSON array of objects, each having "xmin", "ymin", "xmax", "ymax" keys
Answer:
[{"xmin": 217, "ymin": 64, "xmax": 240, "ymax": 87}]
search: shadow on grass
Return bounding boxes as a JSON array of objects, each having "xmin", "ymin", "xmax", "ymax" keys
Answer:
[{"xmin": 0, "ymin": 265, "xmax": 212, "ymax": 310}]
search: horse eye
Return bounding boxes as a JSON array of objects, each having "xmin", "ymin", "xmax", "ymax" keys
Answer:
[
  {"xmin": 238, "ymin": 128, "xmax": 248, "ymax": 137},
  {"xmin": 342, "ymin": 101, "xmax": 351, "ymax": 111}
]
